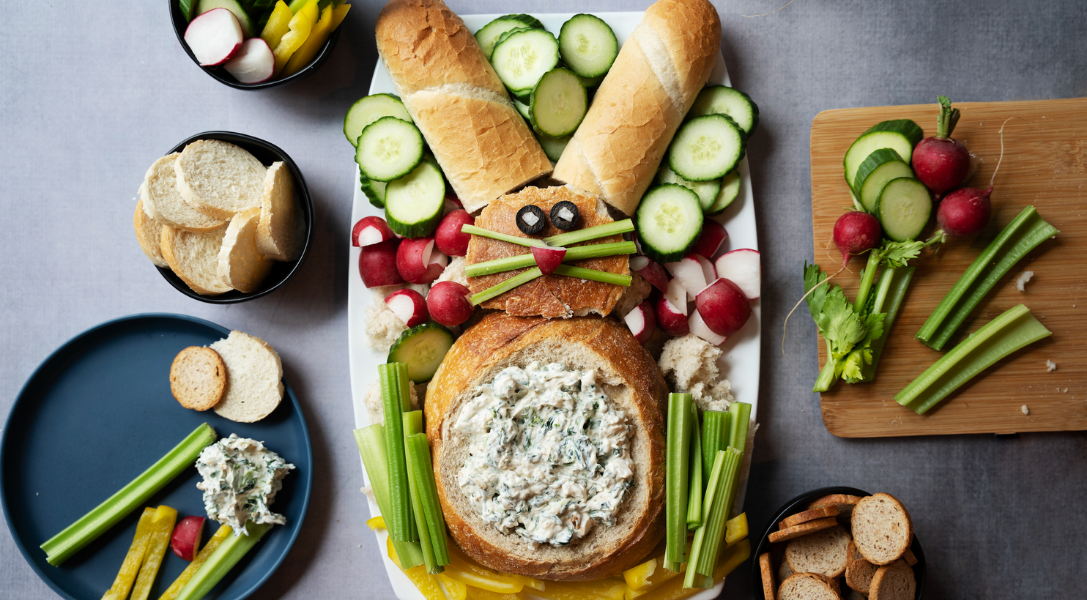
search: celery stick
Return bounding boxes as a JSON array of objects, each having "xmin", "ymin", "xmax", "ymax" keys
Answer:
[
  {"xmin": 353, "ymin": 426, "xmax": 425, "ymax": 569},
  {"xmin": 401, "ymin": 411, "xmax": 439, "ymax": 573},
  {"xmin": 460, "ymin": 224, "xmax": 548, "ymax": 248},
  {"xmin": 552, "ymin": 264, "xmax": 632, "ymax": 287},
  {"xmin": 685, "ymin": 448, "xmax": 742, "ymax": 589},
  {"xmin": 159, "ymin": 524, "xmax": 231, "ymax": 600},
  {"xmin": 174, "ymin": 522, "xmax": 272, "ymax": 600},
  {"xmin": 380, "ymin": 363, "xmax": 416, "ymax": 543},
  {"xmin": 686, "ymin": 407, "xmax": 703, "ymax": 531},
  {"xmin": 862, "ymin": 265, "xmax": 915, "ymax": 381},
  {"xmin": 464, "ymin": 241, "xmax": 636, "ymax": 278},
  {"xmin": 544, "ymin": 219, "xmax": 635, "ymax": 247},
  {"xmin": 727, "ymin": 403, "xmax": 750, "ymax": 455},
  {"xmin": 405, "ymin": 434, "xmax": 450, "ymax": 568},
  {"xmin": 683, "ymin": 450, "xmax": 725, "ymax": 589},
  {"xmin": 403, "ymin": 411, "xmax": 424, "ymax": 436},
  {"xmin": 469, "ymin": 267, "xmax": 544, "ymax": 305},
  {"xmin": 664, "ymin": 393, "xmax": 693, "ymax": 572},
  {"xmin": 897, "ymin": 304, "xmax": 1051, "ymax": 413},
  {"xmin": 853, "ymin": 250, "xmax": 883, "ymax": 313},
  {"xmin": 917, "ymin": 206, "xmax": 1058, "ymax": 350},
  {"xmin": 40, "ymin": 423, "xmax": 217, "ymax": 566},
  {"xmin": 701, "ymin": 411, "xmax": 729, "ymax": 483}
]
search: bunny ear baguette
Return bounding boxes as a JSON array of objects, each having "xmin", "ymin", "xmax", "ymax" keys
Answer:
[{"xmin": 553, "ymin": 0, "xmax": 722, "ymax": 217}]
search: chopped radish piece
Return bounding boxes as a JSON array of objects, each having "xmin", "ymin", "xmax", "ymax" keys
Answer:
[
  {"xmin": 359, "ymin": 239, "xmax": 403, "ymax": 287},
  {"xmin": 664, "ymin": 278, "xmax": 688, "ymax": 316},
  {"xmin": 692, "ymin": 220, "xmax": 728, "ymax": 258},
  {"xmin": 435, "ymin": 210, "xmax": 474, "ymax": 256},
  {"xmin": 352, "ymin": 216, "xmax": 395, "ymax": 247},
  {"xmin": 714, "ymin": 249, "xmax": 761, "ymax": 300},
  {"xmin": 623, "ymin": 301, "xmax": 657, "ymax": 344},
  {"xmin": 689, "ymin": 309, "xmax": 727, "ymax": 345},
  {"xmin": 695, "ymin": 278, "xmax": 752, "ymax": 337},
  {"xmin": 183, "ymin": 8, "xmax": 243, "ymax": 66},
  {"xmin": 630, "ymin": 256, "xmax": 669, "ymax": 292},
  {"xmin": 531, "ymin": 246, "xmax": 567, "ymax": 275},
  {"xmin": 170, "ymin": 516, "xmax": 205, "ymax": 561},
  {"xmin": 664, "ymin": 255, "xmax": 708, "ymax": 300},
  {"xmin": 396, "ymin": 237, "xmax": 445, "ymax": 284},
  {"xmin": 695, "ymin": 254, "xmax": 716, "ymax": 286},
  {"xmin": 385, "ymin": 289, "xmax": 427, "ymax": 327},
  {"xmin": 427, "ymin": 281, "xmax": 473, "ymax": 326},
  {"xmin": 223, "ymin": 37, "xmax": 274, "ymax": 84},
  {"xmin": 655, "ymin": 294, "xmax": 690, "ymax": 337}
]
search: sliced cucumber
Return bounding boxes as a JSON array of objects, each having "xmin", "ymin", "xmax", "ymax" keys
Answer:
[
  {"xmin": 530, "ymin": 68, "xmax": 587, "ymax": 137},
  {"xmin": 655, "ymin": 164, "xmax": 722, "ymax": 212},
  {"xmin": 667, "ymin": 114, "xmax": 746, "ymax": 182},
  {"xmin": 635, "ymin": 184, "xmax": 704, "ymax": 263},
  {"xmin": 855, "ymin": 149, "xmax": 914, "ymax": 213},
  {"xmin": 843, "ymin": 129, "xmax": 916, "ymax": 193},
  {"xmin": 491, "ymin": 28, "xmax": 560, "ymax": 97},
  {"xmin": 384, "ymin": 161, "xmax": 446, "ymax": 238},
  {"xmin": 197, "ymin": 0, "xmax": 252, "ymax": 36},
  {"xmin": 344, "ymin": 94, "xmax": 412, "ymax": 148},
  {"xmin": 388, "ymin": 323, "xmax": 455, "ymax": 383},
  {"xmin": 876, "ymin": 177, "xmax": 932, "ymax": 242},
  {"xmin": 865, "ymin": 119, "xmax": 923, "ymax": 147},
  {"xmin": 580, "ymin": 73, "xmax": 605, "ymax": 88},
  {"xmin": 706, "ymin": 171, "xmax": 741, "ymax": 216},
  {"xmin": 514, "ymin": 97, "xmax": 532, "ymax": 121},
  {"xmin": 688, "ymin": 86, "xmax": 760, "ymax": 135},
  {"xmin": 537, "ymin": 133, "xmax": 570, "ymax": 162},
  {"xmin": 359, "ymin": 169, "xmax": 386, "ymax": 208},
  {"xmin": 356, "ymin": 117, "xmax": 424, "ymax": 182},
  {"xmin": 558, "ymin": 14, "xmax": 618, "ymax": 79},
  {"xmin": 474, "ymin": 14, "xmax": 544, "ymax": 59}
]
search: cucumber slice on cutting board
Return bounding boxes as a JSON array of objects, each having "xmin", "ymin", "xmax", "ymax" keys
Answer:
[
  {"xmin": 491, "ymin": 28, "xmax": 560, "ymax": 97},
  {"xmin": 865, "ymin": 119, "xmax": 923, "ymax": 147},
  {"xmin": 655, "ymin": 163, "xmax": 722, "ymax": 212},
  {"xmin": 688, "ymin": 86, "xmax": 760, "ymax": 135},
  {"xmin": 356, "ymin": 117, "xmax": 424, "ymax": 182},
  {"xmin": 344, "ymin": 94, "xmax": 412, "ymax": 148},
  {"xmin": 667, "ymin": 114, "xmax": 746, "ymax": 182},
  {"xmin": 707, "ymin": 171, "xmax": 741, "ymax": 216},
  {"xmin": 636, "ymin": 184, "xmax": 704, "ymax": 263},
  {"xmin": 388, "ymin": 323, "xmax": 455, "ymax": 383},
  {"xmin": 475, "ymin": 14, "xmax": 544, "ymax": 59},
  {"xmin": 843, "ymin": 124, "xmax": 917, "ymax": 193},
  {"xmin": 855, "ymin": 148, "xmax": 914, "ymax": 213},
  {"xmin": 384, "ymin": 160, "xmax": 446, "ymax": 238},
  {"xmin": 876, "ymin": 177, "xmax": 932, "ymax": 242},
  {"xmin": 558, "ymin": 14, "xmax": 619, "ymax": 79},
  {"xmin": 530, "ymin": 68, "xmax": 587, "ymax": 137}
]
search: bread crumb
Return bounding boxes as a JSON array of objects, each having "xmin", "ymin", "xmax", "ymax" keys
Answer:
[
  {"xmin": 1064, "ymin": 388, "xmax": 1069, "ymax": 393},
  {"xmin": 436, "ymin": 256, "xmax": 468, "ymax": 287},
  {"xmin": 658, "ymin": 334, "xmax": 734, "ymax": 411},
  {"xmin": 1047, "ymin": 360, "xmax": 1057, "ymax": 372},
  {"xmin": 1021, "ymin": 405, "xmax": 1029, "ymax": 415},
  {"xmin": 360, "ymin": 486, "xmax": 376, "ymax": 504},
  {"xmin": 364, "ymin": 295, "xmax": 407, "ymax": 351},
  {"xmin": 1016, "ymin": 270, "xmax": 1034, "ymax": 292},
  {"xmin": 614, "ymin": 272, "xmax": 652, "ymax": 318},
  {"xmin": 363, "ymin": 378, "xmax": 420, "ymax": 425}
]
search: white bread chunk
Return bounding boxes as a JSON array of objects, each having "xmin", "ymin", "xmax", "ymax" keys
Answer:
[
  {"xmin": 785, "ymin": 524, "xmax": 851, "ymax": 578},
  {"xmin": 133, "ymin": 197, "xmax": 169, "ymax": 268},
  {"xmin": 210, "ymin": 331, "xmax": 284, "ymax": 423},
  {"xmin": 175, "ymin": 139, "xmax": 266, "ymax": 220},
  {"xmin": 435, "ymin": 256, "xmax": 468, "ymax": 287},
  {"xmin": 160, "ymin": 224, "xmax": 233, "ymax": 296},
  {"xmin": 143, "ymin": 154, "xmax": 226, "ymax": 232},
  {"xmin": 256, "ymin": 162, "xmax": 304, "ymax": 261},
  {"xmin": 658, "ymin": 334, "xmax": 734, "ymax": 411},
  {"xmin": 363, "ymin": 294, "xmax": 407, "ymax": 351},
  {"xmin": 218, "ymin": 208, "xmax": 273, "ymax": 293}
]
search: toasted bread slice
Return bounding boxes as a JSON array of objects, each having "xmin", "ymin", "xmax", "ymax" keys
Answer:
[
  {"xmin": 851, "ymin": 493, "xmax": 912, "ymax": 566},
  {"xmin": 786, "ymin": 524, "xmax": 851, "ymax": 578},
  {"xmin": 466, "ymin": 185, "xmax": 629, "ymax": 318},
  {"xmin": 769, "ymin": 517, "xmax": 839, "ymax": 544},
  {"xmin": 134, "ymin": 197, "xmax": 169, "ymax": 268},
  {"xmin": 175, "ymin": 139, "xmax": 266, "ymax": 220},
  {"xmin": 170, "ymin": 347, "xmax": 227, "ymax": 410},
  {"xmin": 778, "ymin": 558, "xmax": 794, "ymax": 581},
  {"xmin": 160, "ymin": 224, "xmax": 233, "ymax": 296},
  {"xmin": 143, "ymin": 154, "xmax": 227, "ymax": 232},
  {"xmin": 256, "ymin": 161, "xmax": 304, "ymax": 261},
  {"xmin": 760, "ymin": 552, "xmax": 776, "ymax": 600},
  {"xmin": 218, "ymin": 208, "xmax": 273, "ymax": 293},
  {"xmin": 869, "ymin": 560, "xmax": 915, "ymax": 600},
  {"xmin": 902, "ymin": 547, "xmax": 917, "ymax": 567},
  {"xmin": 808, "ymin": 494, "xmax": 862, "ymax": 520},
  {"xmin": 845, "ymin": 588, "xmax": 866, "ymax": 600},
  {"xmin": 778, "ymin": 573, "xmax": 841, "ymax": 600},
  {"xmin": 845, "ymin": 540, "xmax": 877, "ymax": 595},
  {"xmin": 781, "ymin": 506, "xmax": 841, "ymax": 530},
  {"xmin": 210, "ymin": 331, "xmax": 284, "ymax": 423}
]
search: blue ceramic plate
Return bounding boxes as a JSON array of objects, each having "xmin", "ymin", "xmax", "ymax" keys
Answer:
[{"xmin": 0, "ymin": 314, "xmax": 312, "ymax": 600}]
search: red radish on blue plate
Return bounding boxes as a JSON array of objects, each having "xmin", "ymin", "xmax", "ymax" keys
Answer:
[
  {"xmin": 688, "ymin": 309, "xmax": 726, "ymax": 346},
  {"xmin": 665, "ymin": 255, "xmax": 709, "ymax": 299},
  {"xmin": 353, "ymin": 216, "xmax": 396, "ymax": 247},
  {"xmin": 396, "ymin": 237, "xmax": 447, "ymax": 284},
  {"xmin": 385, "ymin": 289, "xmax": 428, "ymax": 327},
  {"xmin": 664, "ymin": 278, "xmax": 688, "ymax": 317},
  {"xmin": 623, "ymin": 301, "xmax": 657, "ymax": 344},
  {"xmin": 223, "ymin": 38, "xmax": 275, "ymax": 84},
  {"xmin": 183, "ymin": 8, "xmax": 243, "ymax": 66},
  {"xmin": 629, "ymin": 256, "xmax": 669, "ymax": 292},
  {"xmin": 912, "ymin": 96, "xmax": 970, "ymax": 195},
  {"xmin": 696, "ymin": 278, "xmax": 752, "ymax": 338},
  {"xmin": 435, "ymin": 210, "xmax": 474, "ymax": 256},
  {"xmin": 170, "ymin": 516, "xmax": 205, "ymax": 561},
  {"xmin": 427, "ymin": 281, "xmax": 473, "ymax": 327},
  {"xmin": 359, "ymin": 239, "xmax": 404, "ymax": 288},
  {"xmin": 692, "ymin": 220, "xmax": 728, "ymax": 258},
  {"xmin": 714, "ymin": 249, "xmax": 761, "ymax": 300},
  {"xmin": 655, "ymin": 294, "xmax": 690, "ymax": 337},
  {"xmin": 531, "ymin": 246, "xmax": 567, "ymax": 275}
]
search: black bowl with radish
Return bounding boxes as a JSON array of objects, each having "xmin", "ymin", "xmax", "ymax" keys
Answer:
[
  {"xmin": 169, "ymin": 0, "xmax": 342, "ymax": 90},
  {"xmin": 158, "ymin": 131, "xmax": 315, "ymax": 303}
]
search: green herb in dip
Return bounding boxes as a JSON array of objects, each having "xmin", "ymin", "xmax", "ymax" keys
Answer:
[{"xmin": 195, "ymin": 434, "xmax": 294, "ymax": 536}]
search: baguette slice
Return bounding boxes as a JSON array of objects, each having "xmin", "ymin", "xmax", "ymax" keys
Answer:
[
  {"xmin": 210, "ymin": 331, "xmax": 284, "ymax": 423},
  {"xmin": 808, "ymin": 494, "xmax": 862, "ymax": 520},
  {"xmin": 785, "ymin": 524, "xmax": 851, "ymax": 579},
  {"xmin": 869, "ymin": 560, "xmax": 915, "ymax": 600},
  {"xmin": 845, "ymin": 540, "xmax": 878, "ymax": 595},
  {"xmin": 160, "ymin": 224, "xmax": 233, "ymax": 296},
  {"xmin": 256, "ymin": 161, "xmax": 304, "ymax": 261},
  {"xmin": 769, "ymin": 517, "xmax": 839, "ymax": 544},
  {"xmin": 218, "ymin": 207, "xmax": 273, "ymax": 293},
  {"xmin": 781, "ymin": 505, "xmax": 841, "ymax": 530},
  {"xmin": 778, "ymin": 558, "xmax": 794, "ymax": 581},
  {"xmin": 134, "ymin": 197, "xmax": 169, "ymax": 268},
  {"xmin": 759, "ymin": 552, "xmax": 776, "ymax": 600},
  {"xmin": 175, "ymin": 139, "xmax": 266, "ymax": 220},
  {"xmin": 851, "ymin": 493, "xmax": 913, "ymax": 566},
  {"xmin": 143, "ymin": 154, "xmax": 226, "ymax": 232},
  {"xmin": 778, "ymin": 573, "xmax": 841, "ymax": 600},
  {"xmin": 170, "ymin": 346, "xmax": 227, "ymax": 411}
]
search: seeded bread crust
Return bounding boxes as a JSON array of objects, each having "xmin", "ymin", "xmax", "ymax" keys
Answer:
[
  {"xmin": 869, "ymin": 560, "xmax": 916, "ymax": 600},
  {"xmin": 780, "ymin": 506, "xmax": 841, "ymax": 530},
  {"xmin": 769, "ymin": 517, "xmax": 839, "ymax": 544},
  {"xmin": 785, "ymin": 524, "xmax": 851, "ymax": 579},
  {"xmin": 170, "ymin": 347, "xmax": 227, "ymax": 411},
  {"xmin": 851, "ymin": 493, "xmax": 913, "ymax": 566}
]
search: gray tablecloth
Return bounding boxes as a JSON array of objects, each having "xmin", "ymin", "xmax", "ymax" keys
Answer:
[{"xmin": 2, "ymin": 1, "xmax": 1085, "ymax": 598}]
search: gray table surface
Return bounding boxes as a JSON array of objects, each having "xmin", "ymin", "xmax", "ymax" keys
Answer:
[{"xmin": 2, "ymin": 1, "xmax": 1086, "ymax": 598}]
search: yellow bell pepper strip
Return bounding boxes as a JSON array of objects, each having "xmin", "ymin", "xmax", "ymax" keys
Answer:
[
  {"xmin": 725, "ymin": 513, "xmax": 748, "ymax": 546},
  {"xmin": 281, "ymin": 3, "xmax": 351, "ymax": 78},
  {"xmin": 158, "ymin": 525, "xmax": 232, "ymax": 600},
  {"xmin": 175, "ymin": 523, "xmax": 273, "ymax": 600},
  {"xmin": 130, "ymin": 506, "xmax": 178, "ymax": 600},
  {"xmin": 386, "ymin": 535, "xmax": 445, "ymax": 600},
  {"xmin": 272, "ymin": 0, "xmax": 319, "ymax": 77},
  {"xmin": 260, "ymin": 1, "xmax": 294, "ymax": 50},
  {"xmin": 465, "ymin": 588, "xmax": 526, "ymax": 600},
  {"xmin": 445, "ymin": 546, "xmax": 524, "ymax": 594},
  {"xmin": 102, "ymin": 508, "xmax": 155, "ymax": 600},
  {"xmin": 512, "ymin": 575, "xmax": 545, "ymax": 591},
  {"xmin": 436, "ymin": 573, "xmax": 468, "ymax": 600},
  {"xmin": 386, "ymin": 534, "xmax": 402, "ymax": 569},
  {"xmin": 367, "ymin": 516, "xmax": 386, "ymax": 531},
  {"xmin": 637, "ymin": 539, "xmax": 752, "ymax": 600},
  {"xmin": 532, "ymin": 579, "xmax": 626, "ymax": 600},
  {"xmin": 623, "ymin": 557, "xmax": 657, "ymax": 591}
]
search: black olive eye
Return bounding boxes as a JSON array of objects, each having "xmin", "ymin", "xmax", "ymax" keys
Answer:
[
  {"xmin": 516, "ymin": 205, "xmax": 546, "ymax": 235},
  {"xmin": 550, "ymin": 201, "xmax": 580, "ymax": 230}
]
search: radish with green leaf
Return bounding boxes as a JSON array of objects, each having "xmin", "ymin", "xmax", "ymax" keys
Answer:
[{"xmin": 912, "ymin": 96, "xmax": 970, "ymax": 195}]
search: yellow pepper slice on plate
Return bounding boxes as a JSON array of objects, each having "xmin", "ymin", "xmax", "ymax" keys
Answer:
[
  {"xmin": 272, "ymin": 0, "xmax": 319, "ymax": 77},
  {"xmin": 260, "ymin": 1, "xmax": 294, "ymax": 50},
  {"xmin": 465, "ymin": 587, "xmax": 526, "ymax": 600},
  {"xmin": 623, "ymin": 557, "xmax": 657, "ymax": 591},
  {"xmin": 532, "ymin": 578, "xmax": 626, "ymax": 600},
  {"xmin": 280, "ymin": 3, "xmax": 351, "ymax": 78},
  {"xmin": 635, "ymin": 539, "xmax": 752, "ymax": 600},
  {"xmin": 725, "ymin": 513, "xmax": 748, "ymax": 546},
  {"xmin": 102, "ymin": 508, "xmax": 155, "ymax": 600},
  {"xmin": 512, "ymin": 574, "xmax": 545, "ymax": 591},
  {"xmin": 436, "ymin": 573, "xmax": 468, "ymax": 600},
  {"xmin": 158, "ymin": 524, "xmax": 232, "ymax": 600},
  {"xmin": 367, "ymin": 516, "xmax": 386, "ymax": 531},
  {"xmin": 445, "ymin": 547, "xmax": 524, "ymax": 594},
  {"xmin": 130, "ymin": 505, "xmax": 177, "ymax": 600},
  {"xmin": 386, "ymin": 534, "xmax": 445, "ymax": 600}
]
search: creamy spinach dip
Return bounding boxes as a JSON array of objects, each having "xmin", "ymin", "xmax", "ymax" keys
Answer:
[
  {"xmin": 195, "ymin": 434, "xmax": 295, "ymax": 536},
  {"xmin": 453, "ymin": 362, "xmax": 634, "ymax": 546}
]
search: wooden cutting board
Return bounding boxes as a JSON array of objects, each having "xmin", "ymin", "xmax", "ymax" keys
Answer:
[{"xmin": 809, "ymin": 97, "xmax": 1087, "ymax": 437}]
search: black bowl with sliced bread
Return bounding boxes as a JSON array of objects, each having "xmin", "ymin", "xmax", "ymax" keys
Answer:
[
  {"xmin": 136, "ymin": 131, "xmax": 313, "ymax": 303},
  {"xmin": 751, "ymin": 487, "xmax": 926, "ymax": 600}
]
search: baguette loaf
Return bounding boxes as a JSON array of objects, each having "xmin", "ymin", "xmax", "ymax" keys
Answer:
[
  {"xmin": 375, "ymin": 0, "xmax": 552, "ymax": 213},
  {"xmin": 426, "ymin": 313, "xmax": 668, "ymax": 580},
  {"xmin": 552, "ymin": 0, "xmax": 721, "ymax": 216}
]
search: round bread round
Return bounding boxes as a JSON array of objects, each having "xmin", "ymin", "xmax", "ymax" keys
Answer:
[
  {"xmin": 869, "ymin": 559, "xmax": 916, "ymax": 600},
  {"xmin": 851, "ymin": 493, "xmax": 913, "ymax": 566},
  {"xmin": 174, "ymin": 139, "xmax": 266, "ymax": 220},
  {"xmin": 170, "ymin": 346, "xmax": 227, "ymax": 411},
  {"xmin": 134, "ymin": 197, "xmax": 169, "ymax": 268},
  {"xmin": 142, "ymin": 153, "xmax": 226, "ymax": 233},
  {"xmin": 210, "ymin": 331, "xmax": 284, "ymax": 423},
  {"xmin": 218, "ymin": 207, "xmax": 273, "ymax": 293},
  {"xmin": 425, "ymin": 313, "xmax": 667, "ymax": 580},
  {"xmin": 777, "ymin": 573, "xmax": 840, "ymax": 600},
  {"xmin": 845, "ymin": 540, "xmax": 878, "ymax": 595},
  {"xmin": 785, "ymin": 524, "xmax": 851, "ymax": 579}
]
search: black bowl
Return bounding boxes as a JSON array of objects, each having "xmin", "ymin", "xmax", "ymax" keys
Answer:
[
  {"xmin": 751, "ymin": 486, "xmax": 926, "ymax": 600},
  {"xmin": 157, "ymin": 131, "xmax": 314, "ymax": 303},
  {"xmin": 169, "ymin": 1, "xmax": 341, "ymax": 90}
]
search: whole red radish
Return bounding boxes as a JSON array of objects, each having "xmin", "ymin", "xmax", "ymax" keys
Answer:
[
  {"xmin": 396, "ymin": 237, "xmax": 446, "ymax": 284},
  {"xmin": 435, "ymin": 210, "xmax": 474, "ymax": 256},
  {"xmin": 623, "ymin": 301, "xmax": 657, "ymax": 344},
  {"xmin": 655, "ymin": 294, "xmax": 690, "ymax": 337},
  {"xmin": 912, "ymin": 96, "xmax": 970, "ymax": 195},
  {"xmin": 934, "ymin": 185, "xmax": 992, "ymax": 241},
  {"xmin": 530, "ymin": 246, "xmax": 567, "ymax": 275},
  {"xmin": 833, "ymin": 211, "xmax": 882, "ymax": 266},
  {"xmin": 695, "ymin": 278, "xmax": 752, "ymax": 338},
  {"xmin": 171, "ymin": 516, "xmax": 205, "ymax": 561},
  {"xmin": 427, "ymin": 281, "xmax": 473, "ymax": 326},
  {"xmin": 385, "ymin": 289, "xmax": 428, "ymax": 327},
  {"xmin": 359, "ymin": 239, "xmax": 404, "ymax": 287}
]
